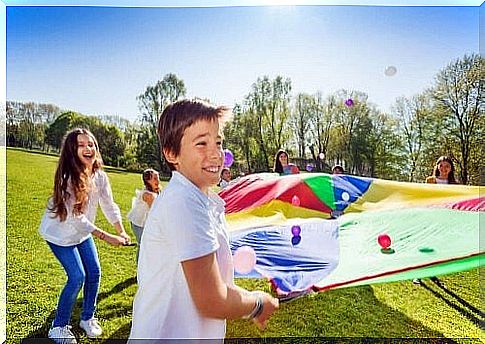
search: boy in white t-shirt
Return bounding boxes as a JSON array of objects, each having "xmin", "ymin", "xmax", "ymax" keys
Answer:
[{"xmin": 129, "ymin": 99, "xmax": 279, "ymax": 341}]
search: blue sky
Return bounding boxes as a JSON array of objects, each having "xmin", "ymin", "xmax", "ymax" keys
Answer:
[{"xmin": 5, "ymin": 2, "xmax": 481, "ymax": 122}]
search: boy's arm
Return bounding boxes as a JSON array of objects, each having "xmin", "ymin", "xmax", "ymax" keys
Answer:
[{"xmin": 182, "ymin": 252, "xmax": 278, "ymax": 328}]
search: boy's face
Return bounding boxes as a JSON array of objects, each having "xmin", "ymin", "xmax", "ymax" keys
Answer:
[{"xmin": 165, "ymin": 119, "xmax": 224, "ymax": 194}]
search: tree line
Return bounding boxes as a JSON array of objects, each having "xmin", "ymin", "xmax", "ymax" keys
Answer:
[{"xmin": 6, "ymin": 54, "xmax": 483, "ymax": 185}]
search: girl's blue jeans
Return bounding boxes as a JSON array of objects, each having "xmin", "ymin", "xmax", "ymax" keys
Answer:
[
  {"xmin": 47, "ymin": 236, "xmax": 101, "ymax": 327},
  {"xmin": 130, "ymin": 222, "xmax": 143, "ymax": 263}
]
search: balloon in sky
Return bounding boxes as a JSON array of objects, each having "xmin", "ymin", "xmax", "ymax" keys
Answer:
[
  {"xmin": 377, "ymin": 233, "xmax": 392, "ymax": 249},
  {"xmin": 291, "ymin": 195, "xmax": 301, "ymax": 206},
  {"xmin": 318, "ymin": 152, "xmax": 325, "ymax": 160},
  {"xmin": 223, "ymin": 149, "xmax": 234, "ymax": 167},
  {"xmin": 384, "ymin": 66, "xmax": 397, "ymax": 76},
  {"xmin": 345, "ymin": 98, "xmax": 354, "ymax": 107},
  {"xmin": 233, "ymin": 246, "xmax": 257, "ymax": 274}
]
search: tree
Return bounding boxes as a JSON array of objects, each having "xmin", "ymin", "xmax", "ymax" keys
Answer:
[
  {"xmin": 308, "ymin": 93, "xmax": 334, "ymax": 171},
  {"xmin": 392, "ymin": 94, "xmax": 433, "ymax": 182},
  {"xmin": 136, "ymin": 73, "xmax": 186, "ymax": 172},
  {"xmin": 45, "ymin": 111, "xmax": 126, "ymax": 167},
  {"xmin": 432, "ymin": 54, "xmax": 484, "ymax": 184},
  {"xmin": 290, "ymin": 93, "xmax": 314, "ymax": 159},
  {"xmin": 243, "ymin": 76, "xmax": 292, "ymax": 170}
]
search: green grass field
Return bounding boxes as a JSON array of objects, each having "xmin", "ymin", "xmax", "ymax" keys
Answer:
[{"xmin": 5, "ymin": 148, "xmax": 484, "ymax": 342}]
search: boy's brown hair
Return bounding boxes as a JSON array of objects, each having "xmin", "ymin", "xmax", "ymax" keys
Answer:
[{"xmin": 158, "ymin": 99, "xmax": 231, "ymax": 171}]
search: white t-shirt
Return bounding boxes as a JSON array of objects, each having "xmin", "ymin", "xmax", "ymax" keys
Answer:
[
  {"xmin": 219, "ymin": 179, "xmax": 230, "ymax": 189},
  {"xmin": 127, "ymin": 189, "xmax": 158, "ymax": 227},
  {"xmin": 39, "ymin": 170, "xmax": 122, "ymax": 246},
  {"xmin": 129, "ymin": 171, "xmax": 234, "ymax": 341}
]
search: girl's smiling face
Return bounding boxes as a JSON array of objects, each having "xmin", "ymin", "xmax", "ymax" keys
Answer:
[
  {"xmin": 77, "ymin": 134, "xmax": 97, "ymax": 169},
  {"xmin": 278, "ymin": 153, "xmax": 288, "ymax": 166},
  {"xmin": 437, "ymin": 160, "xmax": 451, "ymax": 178}
]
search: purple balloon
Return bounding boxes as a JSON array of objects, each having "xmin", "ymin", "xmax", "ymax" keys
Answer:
[
  {"xmin": 306, "ymin": 163, "xmax": 314, "ymax": 172},
  {"xmin": 223, "ymin": 149, "xmax": 234, "ymax": 167},
  {"xmin": 291, "ymin": 225, "xmax": 301, "ymax": 236},
  {"xmin": 345, "ymin": 98, "xmax": 354, "ymax": 107}
]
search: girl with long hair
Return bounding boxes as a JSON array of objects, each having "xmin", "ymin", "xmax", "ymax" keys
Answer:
[{"xmin": 39, "ymin": 128, "xmax": 130, "ymax": 343}]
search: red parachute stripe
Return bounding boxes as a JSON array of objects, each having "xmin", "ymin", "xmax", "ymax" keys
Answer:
[
  {"xmin": 442, "ymin": 197, "xmax": 485, "ymax": 212},
  {"xmin": 220, "ymin": 174, "xmax": 331, "ymax": 214}
]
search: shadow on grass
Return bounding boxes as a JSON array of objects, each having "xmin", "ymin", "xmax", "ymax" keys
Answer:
[
  {"xmin": 421, "ymin": 279, "xmax": 485, "ymax": 329},
  {"xmin": 22, "ymin": 276, "xmax": 136, "ymax": 341},
  {"xmin": 23, "ymin": 279, "xmax": 477, "ymax": 342},
  {"xmin": 226, "ymin": 285, "xmax": 451, "ymax": 340}
]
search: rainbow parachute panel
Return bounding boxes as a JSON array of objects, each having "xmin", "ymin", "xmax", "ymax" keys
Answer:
[{"xmin": 219, "ymin": 173, "xmax": 483, "ymax": 295}]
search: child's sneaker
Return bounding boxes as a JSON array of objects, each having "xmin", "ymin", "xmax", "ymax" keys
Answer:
[
  {"xmin": 79, "ymin": 318, "xmax": 102, "ymax": 338},
  {"xmin": 48, "ymin": 325, "xmax": 77, "ymax": 344}
]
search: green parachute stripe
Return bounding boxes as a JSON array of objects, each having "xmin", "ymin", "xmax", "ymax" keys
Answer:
[
  {"xmin": 303, "ymin": 174, "xmax": 336, "ymax": 210},
  {"xmin": 314, "ymin": 207, "xmax": 481, "ymax": 288}
]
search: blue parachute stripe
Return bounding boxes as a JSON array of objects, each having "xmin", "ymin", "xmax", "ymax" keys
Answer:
[
  {"xmin": 230, "ymin": 220, "xmax": 340, "ymax": 292},
  {"xmin": 333, "ymin": 175, "xmax": 372, "ymax": 211}
]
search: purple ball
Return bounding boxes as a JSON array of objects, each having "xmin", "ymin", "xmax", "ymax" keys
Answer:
[
  {"xmin": 345, "ymin": 98, "xmax": 354, "ymax": 107},
  {"xmin": 306, "ymin": 164, "xmax": 314, "ymax": 172},
  {"xmin": 223, "ymin": 149, "xmax": 234, "ymax": 167},
  {"xmin": 291, "ymin": 225, "xmax": 301, "ymax": 236}
]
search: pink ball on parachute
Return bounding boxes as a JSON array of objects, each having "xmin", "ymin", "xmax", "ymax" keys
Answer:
[
  {"xmin": 291, "ymin": 195, "xmax": 301, "ymax": 206},
  {"xmin": 377, "ymin": 233, "xmax": 391, "ymax": 249},
  {"xmin": 233, "ymin": 246, "xmax": 257, "ymax": 274},
  {"xmin": 223, "ymin": 149, "xmax": 234, "ymax": 167}
]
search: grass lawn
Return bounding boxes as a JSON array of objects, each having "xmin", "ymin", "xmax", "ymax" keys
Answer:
[{"xmin": 5, "ymin": 148, "xmax": 484, "ymax": 342}]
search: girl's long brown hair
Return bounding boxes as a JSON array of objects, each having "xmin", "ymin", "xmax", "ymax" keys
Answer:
[
  {"xmin": 273, "ymin": 149, "xmax": 289, "ymax": 174},
  {"xmin": 49, "ymin": 128, "xmax": 103, "ymax": 221}
]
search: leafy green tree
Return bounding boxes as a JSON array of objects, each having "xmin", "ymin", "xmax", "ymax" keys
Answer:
[
  {"xmin": 392, "ymin": 94, "xmax": 433, "ymax": 182},
  {"xmin": 432, "ymin": 53, "xmax": 484, "ymax": 184},
  {"xmin": 290, "ymin": 93, "xmax": 314, "ymax": 159},
  {"xmin": 45, "ymin": 111, "xmax": 81, "ymax": 150},
  {"xmin": 136, "ymin": 73, "xmax": 186, "ymax": 172},
  {"xmin": 45, "ymin": 111, "xmax": 126, "ymax": 167},
  {"xmin": 243, "ymin": 76, "xmax": 292, "ymax": 170}
]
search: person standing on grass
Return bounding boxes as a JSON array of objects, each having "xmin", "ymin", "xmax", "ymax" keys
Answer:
[
  {"xmin": 273, "ymin": 149, "xmax": 300, "ymax": 175},
  {"xmin": 413, "ymin": 155, "xmax": 457, "ymax": 287},
  {"xmin": 39, "ymin": 128, "xmax": 130, "ymax": 343},
  {"xmin": 127, "ymin": 168, "xmax": 160, "ymax": 263},
  {"xmin": 129, "ymin": 99, "xmax": 279, "ymax": 341}
]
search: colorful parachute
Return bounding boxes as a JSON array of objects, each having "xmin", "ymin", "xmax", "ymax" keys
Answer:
[{"xmin": 220, "ymin": 173, "xmax": 484, "ymax": 296}]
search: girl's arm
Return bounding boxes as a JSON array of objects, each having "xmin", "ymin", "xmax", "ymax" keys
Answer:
[
  {"xmin": 98, "ymin": 171, "xmax": 131, "ymax": 242},
  {"xmin": 142, "ymin": 192, "xmax": 156, "ymax": 207},
  {"xmin": 182, "ymin": 252, "xmax": 279, "ymax": 329},
  {"xmin": 92, "ymin": 228, "xmax": 127, "ymax": 246},
  {"xmin": 113, "ymin": 221, "xmax": 131, "ymax": 243}
]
